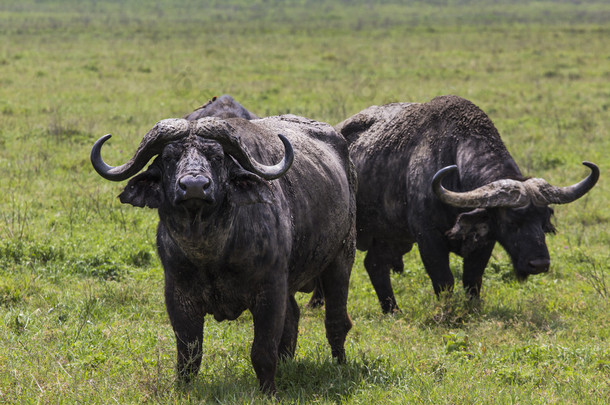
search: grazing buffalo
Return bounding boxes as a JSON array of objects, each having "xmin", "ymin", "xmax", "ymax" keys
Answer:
[
  {"xmin": 335, "ymin": 95, "xmax": 599, "ymax": 313},
  {"xmin": 183, "ymin": 94, "xmax": 259, "ymax": 121},
  {"xmin": 91, "ymin": 115, "xmax": 356, "ymax": 394}
]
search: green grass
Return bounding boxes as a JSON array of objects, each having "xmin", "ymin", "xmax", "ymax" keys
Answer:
[{"xmin": 1, "ymin": 0, "xmax": 608, "ymax": 403}]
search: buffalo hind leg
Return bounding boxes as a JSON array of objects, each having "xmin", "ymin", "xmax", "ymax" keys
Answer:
[
  {"xmin": 278, "ymin": 294, "xmax": 300, "ymax": 360},
  {"xmin": 306, "ymin": 278, "xmax": 325, "ymax": 308},
  {"xmin": 320, "ymin": 256, "xmax": 353, "ymax": 363},
  {"xmin": 462, "ymin": 242, "xmax": 494, "ymax": 299}
]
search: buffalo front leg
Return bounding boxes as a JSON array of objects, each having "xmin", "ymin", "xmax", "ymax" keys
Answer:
[
  {"xmin": 363, "ymin": 243, "xmax": 400, "ymax": 314},
  {"xmin": 417, "ymin": 235, "xmax": 454, "ymax": 297},
  {"xmin": 320, "ymin": 256, "xmax": 353, "ymax": 363},
  {"xmin": 462, "ymin": 242, "xmax": 494, "ymax": 299},
  {"xmin": 250, "ymin": 284, "xmax": 287, "ymax": 394},
  {"xmin": 164, "ymin": 282, "xmax": 205, "ymax": 382}
]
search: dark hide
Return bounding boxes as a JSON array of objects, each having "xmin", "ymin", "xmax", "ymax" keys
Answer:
[
  {"xmin": 336, "ymin": 95, "xmax": 567, "ymax": 313},
  {"xmin": 185, "ymin": 95, "xmax": 336, "ymax": 312},
  {"xmin": 183, "ymin": 94, "xmax": 259, "ymax": 121},
  {"xmin": 101, "ymin": 115, "xmax": 356, "ymax": 394}
]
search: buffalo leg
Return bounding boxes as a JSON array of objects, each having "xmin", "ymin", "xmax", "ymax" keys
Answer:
[
  {"xmin": 417, "ymin": 235, "xmax": 454, "ymax": 296},
  {"xmin": 363, "ymin": 243, "xmax": 400, "ymax": 313},
  {"xmin": 164, "ymin": 281, "xmax": 205, "ymax": 382},
  {"xmin": 250, "ymin": 285, "xmax": 287, "ymax": 394},
  {"xmin": 462, "ymin": 242, "xmax": 494, "ymax": 298},
  {"xmin": 320, "ymin": 256, "xmax": 353, "ymax": 363},
  {"xmin": 278, "ymin": 294, "xmax": 300, "ymax": 359}
]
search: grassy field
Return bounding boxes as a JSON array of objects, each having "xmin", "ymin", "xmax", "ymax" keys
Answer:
[{"xmin": 0, "ymin": 0, "xmax": 608, "ymax": 403}]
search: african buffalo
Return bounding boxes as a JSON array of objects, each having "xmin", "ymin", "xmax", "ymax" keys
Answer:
[
  {"xmin": 335, "ymin": 95, "xmax": 599, "ymax": 313},
  {"xmin": 183, "ymin": 94, "xmax": 259, "ymax": 121},
  {"xmin": 91, "ymin": 115, "xmax": 356, "ymax": 393}
]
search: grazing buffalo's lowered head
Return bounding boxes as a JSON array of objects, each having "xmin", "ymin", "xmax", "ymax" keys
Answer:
[
  {"xmin": 433, "ymin": 161, "xmax": 599, "ymax": 279},
  {"xmin": 91, "ymin": 118, "xmax": 293, "ymax": 215}
]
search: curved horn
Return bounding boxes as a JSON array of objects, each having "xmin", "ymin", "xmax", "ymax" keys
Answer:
[
  {"xmin": 91, "ymin": 119, "xmax": 190, "ymax": 181},
  {"xmin": 524, "ymin": 161, "xmax": 599, "ymax": 205},
  {"xmin": 432, "ymin": 162, "xmax": 600, "ymax": 208},
  {"xmin": 432, "ymin": 165, "xmax": 532, "ymax": 208},
  {"xmin": 192, "ymin": 118, "xmax": 294, "ymax": 180}
]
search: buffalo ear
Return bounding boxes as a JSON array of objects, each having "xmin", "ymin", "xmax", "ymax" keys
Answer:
[
  {"xmin": 543, "ymin": 207, "xmax": 556, "ymax": 234},
  {"xmin": 118, "ymin": 162, "xmax": 164, "ymax": 208},
  {"xmin": 446, "ymin": 208, "xmax": 491, "ymax": 255},
  {"xmin": 228, "ymin": 165, "xmax": 275, "ymax": 206}
]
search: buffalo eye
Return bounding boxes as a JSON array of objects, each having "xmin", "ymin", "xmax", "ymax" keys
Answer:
[
  {"xmin": 497, "ymin": 208, "xmax": 528, "ymax": 234},
  {"xmin": 162, "ymin": 151, "xmax": 178, "ymax": 164},
  {"xmin": 235, "ymin": 178, "xmax": 256, "ymax": 189}
]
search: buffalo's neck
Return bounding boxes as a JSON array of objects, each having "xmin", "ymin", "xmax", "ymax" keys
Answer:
[
  {"xmin": 157, "ymin": 202, "xmax": 289, "ymax": 272},
  {"xmin": 158, "ymin": 204, "xmax": 234, "ymax": 262},
  {"xmin": 455, "ymin": 137, "xmax": 524, "ymax": 190}
]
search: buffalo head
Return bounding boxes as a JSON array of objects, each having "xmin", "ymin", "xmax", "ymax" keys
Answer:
[
  {"xmin": 432, "ymin": 162, "xmax": 599, "ymax": 279},
  {"xmin": 91, "ymin": 118, "xmax": 293, "ymax": 214}
]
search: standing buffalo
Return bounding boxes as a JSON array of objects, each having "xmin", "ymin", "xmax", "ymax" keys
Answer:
[
  {"xmin": 90, "ymin": 115, "xmax": 356, "ymax": 393},
  {"xmin": 183, "ymin": 94, "xmax": 259, "ymax": 121},
  {"xmin": 336, "ymin": 95, "xmax": 598, "ymax": 313}
]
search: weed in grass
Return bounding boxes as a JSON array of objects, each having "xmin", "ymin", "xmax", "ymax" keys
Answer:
[
  {"xmin": 442, "ymin": 331, "xmax": 472, "ymax": 357},
  {"xmin": 580, "ymin": 256, "xmax": 609, "ymax": 300},
  {"xmin": 0, "ymin": 275, "xmax": 40, "ymax": 308},
  {"xmin": 0, "ymin": 197, "xmax": 30, "ymax": 240},
  {"xmin": 72, "ymin": 288, "xmax": 98, "ymax": 343},
  {"xmin": 9, "ymin": 313, "xmax": 31, "ymax": 335},
  {"xmin": 47, "ymin": 109, "xmax": 92, "ymax": 145},
  {"xmin": 427, "ymin": 291, "xmax": 482, "ymax": 328},
  {"xmin": 0, "ymin": 239, "xmax": 65, "ymax": 266}
]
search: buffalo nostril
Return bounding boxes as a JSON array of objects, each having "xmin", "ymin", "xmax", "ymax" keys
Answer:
[
  {"xmin": 178, "ymin": 175, "xmax": 212, "ymax": 199},
  {"xmin": 528, "ymin": 259, "xmax": 550, "ymax": 273}
]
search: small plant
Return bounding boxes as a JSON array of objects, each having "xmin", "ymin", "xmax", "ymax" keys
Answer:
[
  {"xmin": 428, "ymin": 291, "xmax": 480, "ymax": 327},
  {"xmin": 0, "ymin": 197, "xmax": 30, "ymax": 240},
  {"xmin": 0, "ymin": 283, "xmax": 23, "ymax": 307},
  {"xmin": 581, "ymin": 257, "xmax": 608, "ymax": 300},
  {"xmin": 442, "ymin": 331, "xmax": 470, "ymax": 354}
]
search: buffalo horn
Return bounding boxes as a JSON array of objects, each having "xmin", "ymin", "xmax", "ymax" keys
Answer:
[
  {"xmin": 192, "ymin": 118, "xmax": 294, "ymax": 180},
  {"xmin": 432, "ymin": 162, "xmax": 599, "ymax": 208},
  {"xmin": 525, "ymin": 161, "xmax": 599, "ymax": 205},
  {"xmin": 91, "ymin": 119, "xmax": 190, "ymax": 181}
]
